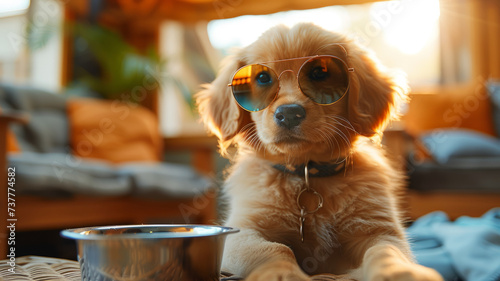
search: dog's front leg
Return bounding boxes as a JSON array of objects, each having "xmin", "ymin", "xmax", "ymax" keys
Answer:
[
  {"xmin": 350, "ymin": 239, "xmax": 443, "ymax": 281},
  {"xmin": 223, "ymin": 228, "xmax": 310, "ymax": 281}
]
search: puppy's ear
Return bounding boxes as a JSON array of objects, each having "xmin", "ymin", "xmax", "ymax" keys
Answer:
[
  {"xmin": 196, "ymin": 55, "xmax": 249, "ymax": 155},
  {"xmin": 347, "ymin": 50, "xmax": 409, "ymax": 138}
]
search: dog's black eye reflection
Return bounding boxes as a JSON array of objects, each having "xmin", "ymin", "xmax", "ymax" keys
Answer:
[
  {"xmin": 256, "ymin": 71, "xmax": 272, "ymax": 85},
  {"xmin": 309, "ymin": 67, "xmax": 329, "ymax": 81}
]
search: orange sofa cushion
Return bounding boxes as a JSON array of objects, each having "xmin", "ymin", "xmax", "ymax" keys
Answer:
[
  {"xmin": 403, "ymin": 82, "xmax": 497, "ymax": 137},
  {"xmin": 1, "ymin": 106, "xmax": 21, "ymax": 153},
  {"xmin": 7, "ymin": 129, "xmax": 20, "ymax": 152},
  {"xmin": 67, "ymin": 99, "xmax": 162, "ymax": 163}
]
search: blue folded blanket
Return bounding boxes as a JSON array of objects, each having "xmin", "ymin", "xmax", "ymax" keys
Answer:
[{"xmin": 407, "ymin": 208, "xmax": 500, "ymax": 281}]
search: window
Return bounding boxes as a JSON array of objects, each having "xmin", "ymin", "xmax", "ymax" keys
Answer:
[
  {"xmin": 0, "ymin": 0, "xmax": 30, "ymax": 17},
  {"xmin": 0, "ymin": 0, "xmax": 62, "ymax": 91},
  {"xmin": 207, "ymin": 0, "xmax": 441, "ymax": 88},
  {"xmin": 0, "ymin": 0, "xmax": 31, "ymax": 85}
]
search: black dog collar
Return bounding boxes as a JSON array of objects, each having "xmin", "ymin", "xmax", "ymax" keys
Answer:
[{"xmin": 273, "ymin": 161, "xmax": 346, "ymax": 177}]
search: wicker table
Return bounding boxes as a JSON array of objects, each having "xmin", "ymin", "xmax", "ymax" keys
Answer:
[
  {"xmin": 0, "ymin": 256, "xmax": 344, "ymax": 280},
  {"xmin": 0, "ymin": 256, "xmax": 80, "ymax": 281},
  {"xmin": 0, "ymin": 256, "xmax": 245, "ymax": 281}
]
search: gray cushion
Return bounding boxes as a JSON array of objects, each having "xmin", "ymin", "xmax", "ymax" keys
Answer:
[
  {"xmin": 9, "ymin": 152, "xmax": 131, "ymax": 196},
  {"xmin": 419, "ymin": 129, "xmax": 500, "ymax": 164},
  {"xmin": 487, "ymin": 80, "xmax": 500, "ymax": 137},
  {"xmin": 119, "ymin": 163, "xmax": 212, "ymax": 198},
  {"xmin": 8, "ymin": 152, "xmax": 212, "ymax": 198},
  {"xmin": 0, "ymin": 83, "xmax": 69, "ymax": 153}
]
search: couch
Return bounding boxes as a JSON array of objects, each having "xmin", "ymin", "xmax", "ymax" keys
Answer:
[
  {"xmin": 402, "ymin": 80, "xmax": 500, "ymax": 219},
  {"xmin": 0, "ymin": 83, "xmax": 217, "ymax": 256}
]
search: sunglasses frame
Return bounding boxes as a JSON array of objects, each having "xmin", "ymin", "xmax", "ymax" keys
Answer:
[{"xmin": 228, "ymin": 49, "xmax": 355, "ymax": 112}]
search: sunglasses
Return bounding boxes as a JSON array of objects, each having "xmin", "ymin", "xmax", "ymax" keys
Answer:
[{"xmin": 228, "ymin": 52, "xmax": 355, "ymax": 112}]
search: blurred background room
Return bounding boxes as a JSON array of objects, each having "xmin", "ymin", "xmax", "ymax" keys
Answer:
[{"xmin": 0, "ymin": 0, "xmax": 499, "ymax": 266}]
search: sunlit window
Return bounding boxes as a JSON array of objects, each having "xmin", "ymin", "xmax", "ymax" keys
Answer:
[
  {"xmin": 208, "ymin": 0, "xmax": 441, "ymax": 87},
  {"xmin": 0, "ymin": 0, "xmax": 30, "ymax": 16},
  {"xmin": 376, "ymin": 0, "xmax": 440, "ymax": 55}
]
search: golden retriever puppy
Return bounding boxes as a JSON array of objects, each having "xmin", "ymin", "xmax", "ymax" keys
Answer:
[{"xmin": 196, "ymin": 23, "xmax": 443, "ymax": 281}]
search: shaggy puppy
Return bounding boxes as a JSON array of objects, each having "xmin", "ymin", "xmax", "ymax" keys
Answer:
[{"xmin": 196, "ymin": 23, "xmax": 442, "ymax": 281}]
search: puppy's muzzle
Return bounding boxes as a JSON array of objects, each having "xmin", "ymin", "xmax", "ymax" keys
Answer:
[{"xmin": 274, "ymin": 104, "xmax": 306, "ymax": 129}]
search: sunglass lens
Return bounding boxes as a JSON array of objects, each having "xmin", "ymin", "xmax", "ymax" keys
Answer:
[
  {"xmin": 298, "ymin": 57, "xmax": 349, "ymax": 105},
  {"xmin": 231, "ymin": 64, "xmax": 278, "ymax": 111}
]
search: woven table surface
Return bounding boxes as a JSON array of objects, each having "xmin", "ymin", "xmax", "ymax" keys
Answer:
[
  {"xmin": 0, "ymin": 256, "xmax": 81, "ymax": 281},
  {"xmin": 0, "ymin": 256, "xmax": 246, "ymax": 281},
  {"xmin": 0, "ymin": 256, "xmax": 343, "ymax": 280}
]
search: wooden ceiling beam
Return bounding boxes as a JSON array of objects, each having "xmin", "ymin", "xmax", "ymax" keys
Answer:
[{"xmin": 63, "ymin": 0, "xmax": 377, "ymax": 24}]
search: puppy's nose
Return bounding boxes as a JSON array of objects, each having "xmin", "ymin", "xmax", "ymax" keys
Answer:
[{"xmin": 274, "ymin": 104, "xmax": 306, "ymax": 129}]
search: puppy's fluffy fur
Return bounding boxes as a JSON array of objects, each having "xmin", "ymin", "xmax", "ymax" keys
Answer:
[{"xmin": 196, "ymin": 23, "xmax": 442, "ymax": 281}]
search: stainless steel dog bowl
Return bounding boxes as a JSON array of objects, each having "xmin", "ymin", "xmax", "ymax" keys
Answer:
[{"xmin": 61, "ymin": 224, "xmax": 239, "ymax": 281}]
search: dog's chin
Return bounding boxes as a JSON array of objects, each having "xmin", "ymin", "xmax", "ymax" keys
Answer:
[
  {"xmin": 267, "ymin": 135, "xmax": 317, "ymax": 156},
  {"xmin": 257, "ymin": 131, "xmax": 351, "ymax": 164},
  {"xmin": 274, "ymin": 138, "xmax": 309, "ymax": 152}
]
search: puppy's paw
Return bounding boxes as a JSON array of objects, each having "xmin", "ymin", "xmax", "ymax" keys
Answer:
[
  {"xmin": 369, "ymin": 263, "xmax": 443, "ymax": 281},
  {"xmin": 246, "ymin": 260, "xmax": 310, "ymax": 281}
]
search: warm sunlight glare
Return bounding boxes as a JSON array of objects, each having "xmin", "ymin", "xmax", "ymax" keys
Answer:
[
  {"xmin": 208, "ymin": 1, "xmax": 442, "ymax": 86},
  {"xmin": 208, "ymin": 6, "xmax": 350, "ymax": 52},
  {"xmin": 377, "ymin": 0, "xmax": 440, "ymax": 55},
  {"xmin": 0, "ymin": 0, "xmax": 30, "ymax": 16}
]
